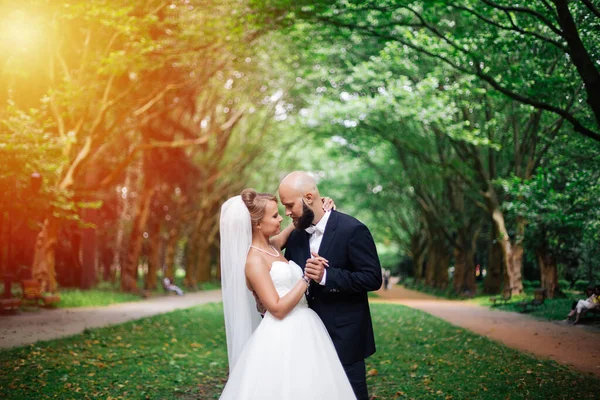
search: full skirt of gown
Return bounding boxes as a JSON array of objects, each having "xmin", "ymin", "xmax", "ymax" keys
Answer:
[{"xmin": 220, "ymin": 262, "xmax": 357, "ymax": 400}]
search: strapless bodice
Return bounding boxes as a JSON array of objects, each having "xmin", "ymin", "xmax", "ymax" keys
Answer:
[{"xmin": 269, "ymin": 260, "xmax": 308, "ymax": 308}]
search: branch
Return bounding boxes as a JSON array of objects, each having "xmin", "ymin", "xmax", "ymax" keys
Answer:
[
  {"xmin": 97, "ymin": 136, "xmax": 212, "ymax": 188},
  {"xmin": 133, "ymin": 82, "xmax": 187, "ymax": 117},
  {"xmin": 450, "ymin": 5, "xmax": 565, "ymax": 51},
  {"xmin": 539, "ymin": 0, "xmax": 557, "ymax": 18},
  {"xmin": 78, "ymin": 28, "xmax": 92, "ymax": 78},
  {"xmin": 402, "ymin": 5, "xmax": 478, "ymax": 60},
  {"xmin": 480, "ymin": 0, "xmax": 562, "ymax": 35},
  {"xmin": 318, "ymin": 17, "xmax": 600, "ymax": 140},
  {"xmin": 581, "ymin": 0, "xmax": 600, "ymax": 19},
  {"xmin": 59, "ymin": 135, "xmax": 92, "ymax": 190}
]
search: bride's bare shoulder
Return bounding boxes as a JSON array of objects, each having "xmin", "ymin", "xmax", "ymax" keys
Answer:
[{"xmin": 245, "ymin": 252, "xmax": 269, "ymax": 272}]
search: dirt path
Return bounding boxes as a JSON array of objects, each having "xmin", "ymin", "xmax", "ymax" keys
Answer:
[
  {"xmin": 0, "ymin": 290, "xmax": 222, "ymax": 350},
  {"xmin": 374, "ymin": 284, "xmax": 600, "ymax": 377}
]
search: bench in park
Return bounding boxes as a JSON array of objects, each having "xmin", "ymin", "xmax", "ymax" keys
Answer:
[
  {"xmin": 0, "ymin": 297, "xmax": 21, "ymax": 311},
  {"xmin": 21, "ymin": 280, "xmax": 61, "ymax": 307},
  {"xmin": 1, "ymin": 275, "xmax": 21, "ymax": 311},
  {"xmin": 581, "ymin": 306, "xmax": 600, "ymax": 319},
  {"xmin": 489, "ymin": 287, "xmax": 513, "ymax": 306},
  {"xmin": 517, "ymin": 288, "xmax": 547, "ymax": 312}
]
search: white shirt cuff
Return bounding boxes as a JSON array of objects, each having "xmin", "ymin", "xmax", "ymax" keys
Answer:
[{"xmin": 319, "ymin": 269, "xmax": 327, "ymax": 286}]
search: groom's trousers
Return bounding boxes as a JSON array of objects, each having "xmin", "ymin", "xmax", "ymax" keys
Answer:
[{"xmin": 343, "ymin": 360, "xmax": 369, "ymax": 400}]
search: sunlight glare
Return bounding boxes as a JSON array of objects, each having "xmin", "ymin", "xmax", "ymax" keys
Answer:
[{"xmin": 0, "ymin": 10, "xmax": 44, "ymax": 55}]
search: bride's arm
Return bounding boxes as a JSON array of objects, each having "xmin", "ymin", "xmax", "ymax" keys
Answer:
[
  {"xmin": 269, "ymin": 197, "xmax": 336, "ymax": 251},
  {"xmin": 269, "ymin": 224, "xmax": 294, "ymax": 251},
  {"xmin": 246, "ymin": 258, "xmax": 309, "ymax": 320}
]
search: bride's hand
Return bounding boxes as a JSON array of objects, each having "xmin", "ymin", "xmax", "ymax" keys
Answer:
[
  {"xmin": 305, "ymin": 252, "xmax": 329, "ymax": 282},
  {"xmin": 322, "ymin": 197, "xmax": 336, "ymax": 212}
]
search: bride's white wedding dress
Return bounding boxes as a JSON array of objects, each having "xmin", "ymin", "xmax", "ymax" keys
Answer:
[{"xmin": 219, "ymin": 260, "xmax": 357, "ymax": 399}]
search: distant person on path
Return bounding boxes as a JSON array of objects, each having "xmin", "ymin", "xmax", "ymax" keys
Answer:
[
  {"xmin": 383, "ymin": 269, "xmax": 390, "ymax": 290},
  {"xmin": 163, "ymin": 277, "xmax": 184, "ymax": 296}
]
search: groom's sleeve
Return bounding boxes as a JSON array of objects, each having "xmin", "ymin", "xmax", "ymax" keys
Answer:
[{"xmin": 324, "ymin": 224, "xmax": 382, "ymax": 293}]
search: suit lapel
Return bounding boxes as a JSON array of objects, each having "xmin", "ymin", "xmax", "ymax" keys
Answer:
[
  {"xmin": 298, "ymin": 230, "xmax": 311, "ymax": 271},
  {"xmin": 318, "ymin": 210, "xmax": 338, "ymax": 258}
]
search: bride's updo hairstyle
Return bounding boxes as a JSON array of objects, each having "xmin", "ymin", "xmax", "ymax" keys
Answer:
[{"xmin": 241, "ymin": 188, "xmax": 277, "ymax": 226}]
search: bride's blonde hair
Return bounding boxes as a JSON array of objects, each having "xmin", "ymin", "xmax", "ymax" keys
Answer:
[{"xmin": 241, "ymin": 188, "xmax": 277, "ymax": 226}]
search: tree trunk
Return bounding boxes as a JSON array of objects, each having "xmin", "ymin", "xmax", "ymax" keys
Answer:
[
  {"xmin": 453, "ymin": 244, "xmax": 476, "ymax": 295},
  {"xmin": 195, "ymin": 238, "xmax": 212, "ymax": 283},
  {"xmin": 121, "ymin": 185, "xmax": 155, "ymax": 292},
  {"xmin": 537, "ymin": 246, "xmax": 559, "ymax": 299},
  {"xmin": 164, "ymin": 227, "xmax": 179, "ymax": 281},
  {"xmin": 485, "ymin": 192, "xmax": 524, "ymax": 295},
  {"xmin": 31, "ymin": 217, "xmax": 59, "ymax": 293},
  {"xmin": 184, "ymin": 236, "xmax": 198, "ymax": 289},
  {"xmin": 80, "ymin": 208, "xmax": 97, "ymax": 289},
  {"xmin": 435, "ymin": 251, "xmax": 450, "ymax": 290},
  {"xmin": 145, "ymin": 217, "xmax": 161, "ymax": 291},
  {"xmin": 0, "ymin": 207, "xmax": 4, "ymax": 277},
  {"xmin": 113, "ymin": 158, "xmax": 136, "ymax": 284},
  {"xmin": 410, "ymin": 234, "xmax": 427, "ymax": 282},
  {"xmin": 462, "ymin": 247, "xmax": 476, "ymax": 295},
  {"xmin": 453, "ymin": 246, "xmax": 465, "ymax": 294},
  {"xmin": 100, "ymin": 241, "xmax": 113, "ymax": 282},
  {"xmin": 484, "ymin": 234, "xmax": 504, "ymax": 294},
  {"xmin": 425, "ymin": 244, "xmax": 437, "ymax": 287},
  {"xmin": 553, "ymin": 0, "xmax": 600, "ymax": 130}
]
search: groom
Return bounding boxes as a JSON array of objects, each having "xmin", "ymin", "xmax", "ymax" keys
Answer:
[{"xmin": 279, "ymin": 171, "xmax": 382, "ymax": 400}]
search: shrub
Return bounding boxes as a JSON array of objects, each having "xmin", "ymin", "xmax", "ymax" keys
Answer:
[
  {"xmin": 523, "ymin": 280, "xmax": 541, "ymax": 289},
  {"xmin": 574, "ymin": 280, "xmax": 591, "ymax": 292},
  {"xmin": 403, "ymin": 277, "xmax": 415, "ymax": 288},
  {"xmin": 558, "ymin": 279, "xmax": 570, "ymax": 289}
]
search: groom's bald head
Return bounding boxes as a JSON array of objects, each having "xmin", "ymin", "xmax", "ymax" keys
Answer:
[
  {"xmin": 278, "ymin": 171, "xmax": 323, "ymax": 227},
  {"xmin": 279, "ymin": 171, "xmax": 319, "ymax": 197}
]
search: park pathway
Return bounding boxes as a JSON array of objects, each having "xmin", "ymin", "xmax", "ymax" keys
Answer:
[
  {"xmin": 373, "ymin": 283, "xmax": 600, "ymax": 378},
  {"xmin": 0, "ymin": 290, "xmax": 222, "ymax": 349}
]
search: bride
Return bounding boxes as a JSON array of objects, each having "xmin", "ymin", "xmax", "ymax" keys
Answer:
[{"xmin": 219, "ymin": 189, "xmax": 356, "ymax": 399}]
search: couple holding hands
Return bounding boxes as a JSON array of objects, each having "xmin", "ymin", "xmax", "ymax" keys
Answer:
[{"xmin": 219, "ymin": 171, "xmax": 382, "ymax": 399}]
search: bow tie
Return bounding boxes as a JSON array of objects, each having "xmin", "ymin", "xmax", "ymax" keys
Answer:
[{"xmin": 305, "ymin": 225, "xmax": 323, "ymax": 235}]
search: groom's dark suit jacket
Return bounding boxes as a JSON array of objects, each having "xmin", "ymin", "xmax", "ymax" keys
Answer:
[{"xmin": 285, "ymin": 210, "xmax": 382, "ymax": 365}]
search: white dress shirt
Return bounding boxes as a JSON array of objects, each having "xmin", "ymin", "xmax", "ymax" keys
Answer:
[{"xmin": 305, "ymin": 210, "xmax": 331, "ymax": 285}]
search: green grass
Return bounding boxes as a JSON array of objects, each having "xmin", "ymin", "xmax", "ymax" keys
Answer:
[
  {"xmin": 2, "ymin": 303, "xmax": 599, "ymax": 399},
  {"xmin": 56, "ymin": 289, "xmax": 142, "ymax": 308},
  {"xmin": 0, "ymin": 277, "xmax": 222, "ymax": 309}
]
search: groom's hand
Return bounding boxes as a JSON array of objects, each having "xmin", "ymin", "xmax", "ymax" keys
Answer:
[
  {"xmin": 305, "ymin": 252, "xmax": 328, "ymax": 282},
  {"xmin": 252, "ymin": 290, "xmax": 266, "ymax": 315}
]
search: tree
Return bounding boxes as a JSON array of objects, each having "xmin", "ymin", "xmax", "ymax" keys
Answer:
[{"xmin": 290, "ymin": 0, "xmax": 600, "ymax": 141}]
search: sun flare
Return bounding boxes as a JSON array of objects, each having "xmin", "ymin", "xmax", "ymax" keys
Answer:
[{"xmin": 0, "ymin": 10, "xmax": 44, "ymax": 55}]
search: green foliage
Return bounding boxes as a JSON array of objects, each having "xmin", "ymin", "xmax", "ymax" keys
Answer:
[
  {"xmin": 522, "ymin": 280, "xmax": 541, "ymax": 290},
  {"xmin": 574, "ymin": 280, "xmax": 592, "ymax": 292}
]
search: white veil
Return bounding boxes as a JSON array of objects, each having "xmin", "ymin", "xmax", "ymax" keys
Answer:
[{"xmin": 219, "ymin": 195, "xmax": 262, "ymax": 373}]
